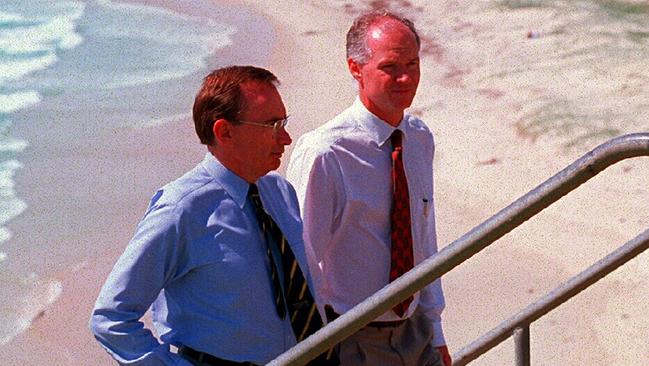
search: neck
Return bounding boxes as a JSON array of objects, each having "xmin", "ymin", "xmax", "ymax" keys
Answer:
[
  {"xmin": 359, "ymin": 96, "xmax": 403, "ymax": 127},
  {"xmin": 208, "ymin": 146, "xmax": 259, "ymax": 184}
]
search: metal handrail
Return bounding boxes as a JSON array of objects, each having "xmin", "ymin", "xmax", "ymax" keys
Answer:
[
  {"xmin": 453, "ymin": 227, "xmax": 649, "ymax": 365},
  {"xmin": 268, "ymin": 133, "xmax": 649, "ymax": 366}
]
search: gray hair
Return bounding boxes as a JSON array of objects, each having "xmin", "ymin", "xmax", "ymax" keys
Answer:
[{"xmin": 346, "ymin": 10, "xmax": 420, "ymax": 64}]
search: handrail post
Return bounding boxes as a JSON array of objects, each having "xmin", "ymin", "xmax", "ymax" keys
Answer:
[{"xmin": 513, "ymin": 326, "xmax": 530, "ymax": 366}]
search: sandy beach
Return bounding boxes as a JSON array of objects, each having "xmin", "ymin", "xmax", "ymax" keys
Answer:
[{"xmin": 1, "ymin": 0, "xmax": 647, "ymax": 365}]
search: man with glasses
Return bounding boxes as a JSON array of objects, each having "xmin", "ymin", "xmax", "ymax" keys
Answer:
[{"xmin": 90, "ymin": 66, "xmax": 335, "ymax": 366}]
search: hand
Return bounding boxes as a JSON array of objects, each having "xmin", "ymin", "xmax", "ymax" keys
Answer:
[{"xmin": 436, "ymin": 345, "xmax": 452, "ymax": 366}]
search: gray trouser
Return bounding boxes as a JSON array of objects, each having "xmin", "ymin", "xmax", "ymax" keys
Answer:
[{"xmin": 338, "ymin": 309, "xmax": 441, "ymax": 366}]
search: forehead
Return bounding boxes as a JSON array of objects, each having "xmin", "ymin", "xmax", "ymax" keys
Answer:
[
  {"xmin": 240, "ymin": 80, "xmax": 278, "ymax": 105},
  {"xmin": 238, "ymin": 80, "xmax": 285, "ymax": 118},
  {"xmin": 367, "ymin": 18, "xmax": 419, "ymax": 55}
]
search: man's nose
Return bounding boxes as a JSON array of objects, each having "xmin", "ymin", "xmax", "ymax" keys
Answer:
[
  {"xmin": 396, "ymin": 70, "xmax": 413, "ymax": 83},
  {"xmin": 275, "ymin": 126, "xmax": 292, "ymax": 146}
]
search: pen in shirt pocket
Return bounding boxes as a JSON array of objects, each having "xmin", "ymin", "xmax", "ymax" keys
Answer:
[{"xmin": 423, "ymin": 198, "xmax": 429, "ymax": 218}]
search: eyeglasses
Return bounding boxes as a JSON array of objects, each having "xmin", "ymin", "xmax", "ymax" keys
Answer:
[{"xmin": 233, "ymin": 116, "xmax": 289, "ymax": 137}]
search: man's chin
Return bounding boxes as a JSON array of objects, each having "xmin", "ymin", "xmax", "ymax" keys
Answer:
[
  {"xmin": 386, "ymin": 98, "xmax": 415, "ymax": 113},
  {"xmin": 268, "ymin": 159, "xmax": 282, "ymax": 172},
  {"xmin": 397, "ymin": 98, "xmax": 415, "ymax": 110}
]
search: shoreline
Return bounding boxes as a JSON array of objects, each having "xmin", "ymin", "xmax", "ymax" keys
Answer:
[
  {"xmin": 1, "ymin": 0, "xmax": 647, "ymax": 365},
  {"xmin": 0, "ymin": 1, "xmax": 278, "ymax": 364}
]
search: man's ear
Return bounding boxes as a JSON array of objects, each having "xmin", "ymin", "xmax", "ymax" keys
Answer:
[
  {"xmin": 212, "ymin": 119, "xmax": 232, "ymax": 145},
  {"xmin": 348, "ymin": 58, "xmax": 363, "ymax": 86}
]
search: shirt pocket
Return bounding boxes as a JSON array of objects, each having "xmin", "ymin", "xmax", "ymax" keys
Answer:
[{"xmin": 411, "ymin": 189, "xmax": 435, "ymax": 263}]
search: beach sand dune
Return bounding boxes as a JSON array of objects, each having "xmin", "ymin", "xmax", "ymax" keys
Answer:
[{"xmin": 1, "ymin": 0, "xmax": 647, "ymax": 365}]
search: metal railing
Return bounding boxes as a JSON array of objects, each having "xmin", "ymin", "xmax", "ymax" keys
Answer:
[
  {"xmin": 453, "ymin": 227, "xmax": 649, "ymax": 365},
  {"xmin": 268, "ymin": 133, "xmax": 649, "ymax": 366}
]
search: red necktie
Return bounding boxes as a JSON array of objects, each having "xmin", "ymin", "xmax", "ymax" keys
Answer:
[{"xmin": 389, "ymin": 130, "xmax": 414, "ymax": 317}]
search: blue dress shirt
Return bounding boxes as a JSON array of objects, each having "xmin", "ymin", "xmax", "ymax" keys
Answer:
[{"xmin": 90, "ymin": 153, "xmax": 312, "ymax": 365}]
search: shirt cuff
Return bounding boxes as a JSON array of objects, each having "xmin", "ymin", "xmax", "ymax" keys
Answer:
[{"xmin": 431, "ymin": 320, "xmax": 447, "ymax": 347}]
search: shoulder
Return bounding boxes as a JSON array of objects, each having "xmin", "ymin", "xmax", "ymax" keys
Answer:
[
  {"xmin": 147, "ymin": 163, "xmax": 222, "ymax": 214},
  {"xmin": 404, "ymin": 113, "xmax": 435, "ymax": 148},
  {"xmin": 295, "ymin": 122, "xmax": 344, "ymax": 154},
  {"xmin": 257, "ymin": 172, "xmax": 303, "ymax": 226},
  {"xmin": 295, "ymin": 105, "xmax": 365, "ymax": 153},
  {"xmin": 405, "ymin": 113, "xmax": 433, "ymax": 137},
  {"xmin": 258, "ymin": 173, "xmax": 299, "ymax": 209},
  {"xmin": 288, "ymin": 136, "xmax": 345, "ymax": 191},
  {"xmin": 258, "ymin": 172, "xmax": 295, "ymax": 198}
]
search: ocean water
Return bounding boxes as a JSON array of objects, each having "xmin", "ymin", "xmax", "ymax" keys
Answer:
[{"xmin": 0, "ymin": 0, "xmax": 247, "ymax": 346}]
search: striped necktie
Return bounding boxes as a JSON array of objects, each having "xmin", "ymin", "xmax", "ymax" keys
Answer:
[
  {"xmin": 389, "ymin": 130, "xmax": 414, "ymax": 317},
  {"xmin": 248, "ymin": 184, "xmax": 338, "ymax": 365}
]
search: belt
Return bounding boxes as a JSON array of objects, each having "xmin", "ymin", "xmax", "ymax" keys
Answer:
[
  {"xmin": 324, "ymin": 306, "xmax": 407, "ymax": 329},
  {"xmin": 178, "ymin": 346, "xmax": 257, "ymax": 366}
]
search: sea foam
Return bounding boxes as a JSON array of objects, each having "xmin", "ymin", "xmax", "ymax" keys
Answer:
[
  {"xmin": 0, "ymin": 91, "xmax": 41, "ymax": 114},
  {"xmin": 0, "ymin": 1, "xmax": 85, "ymax": 346},
  {"xmin": 0, "ymin": 0, "xmax": 240, "ymax": 347},
  {"xmin": 0, "ymin": 274, "xmax": 63, "ymax": 346},
  {"xmin": 73, "ymin": 0, "xmax": 235, "ymax": 89}
]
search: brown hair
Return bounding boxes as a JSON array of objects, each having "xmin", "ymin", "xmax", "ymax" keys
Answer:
[
  {"xmin": 346, "ymin": 10, "xmax": 420, "ymax": 64},
  {"xmin": 192, "ymin": 65, "xmax": 278, "ymax": 145}
]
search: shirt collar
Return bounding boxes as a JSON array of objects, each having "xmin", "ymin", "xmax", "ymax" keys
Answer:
[
  {"xmin": 201, "ymin": 152, "xmax": 250, "ymax": 208},
  {"xmin": 351, "ymin": 97, "xmax": 408, "ymax": 147}
]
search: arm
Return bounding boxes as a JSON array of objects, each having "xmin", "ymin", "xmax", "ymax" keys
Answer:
[
  {"xmin": 287, "ymin": 143, "xmax": 344, "ymax": 311},
  {"xmin": 418, "ymin": 130, "xmax": 449, "ymax": 360},
  {"xmin": 419, "ymin": 201, "xmax": 451, "ymax": 365},
  {"xmin": 420, "ymin": 202, "xmax": 446, "ymax": 347},
  {"xmin": 89, "ymin": 201, "xmax": 192, "ymax": 366}
]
